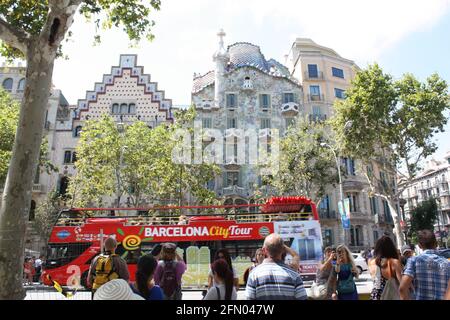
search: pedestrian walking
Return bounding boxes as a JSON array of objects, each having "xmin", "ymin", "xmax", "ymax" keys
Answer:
[
  {"xmin": 94, "ymin": 279, "xmax": 144, "ymax": 300},
  {"xmin": 23, "ymin": 257, "xmax": 34, "ymax": 285},
  {"xmin": 130, "ymin": 254, "xmax": 163, "ymax": 300},
  {"xmin": 400, "ymin": 245, "xmax": 414, "ymax": 268},
  {"xmin": 87, "ymin": 237, "xmax": 130, "ymax": 296},
  {"xmin": 399, "ymin": 230, "xmax": 450, "ymax": 300},
  {"xmin": 245, "ymin": 233, "xmax": 307, "ymax": 300},
  {"xmin": 243, "ymin": 248, "xmax": 264, "ymax": 285},
  {"xmin": 154, "ymin": 243, "xmax": 186, "ymax": 300},
  {"xmin": 34, "ymin": 255, "xmax": 43, "ymax": 283},
  {"xmin": 310, "ymin": 247, "xmax": 336, "ymax": 300},
  {"xmin": 203, "ymin": 259, "xmax": 237, "ymax": 300},
  {"xmin": 330, "ymin": 244, "xmax": 359, "ymax": 300},
  {"xmin": 208, "ymin": 249, "xmax": 239, "ymax": 291},
  {"xmin": 368, "ymin": 235, "xmax": 403, "ymax": 300}
]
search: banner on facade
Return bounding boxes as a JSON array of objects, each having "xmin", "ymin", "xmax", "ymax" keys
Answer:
[
  {"xmin": 341, "ymin": 216, "xmax": 351, "ymax": 229},
  {"xmin": 343, "ymin": 198, "xmax": 351, "ymax": 219},
  {"xmin": 338, "ymin": 200, "xmax": 346, "ymax": 218}
]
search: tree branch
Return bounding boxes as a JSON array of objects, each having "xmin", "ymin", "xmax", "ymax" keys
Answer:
[{"xmin": 0, "ymin": 18, "xmax": 30, "ymax": 54}]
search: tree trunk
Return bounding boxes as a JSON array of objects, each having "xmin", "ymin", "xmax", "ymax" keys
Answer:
[
  {"xmin": 387, "ymin": 198, "xmax": 406, "ymax": 248},
  {"xmin": 0, "ymin": 42, "xmax": 56, "ymax": 300}
]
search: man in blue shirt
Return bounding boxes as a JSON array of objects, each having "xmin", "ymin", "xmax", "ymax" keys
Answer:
[
  {"xmin": 399, "ymin": 230, "xmax": 450, "ymax": 300},
  {"xmin": 245, "ymin": 233, "xmax": 307, "ymax": 300}
]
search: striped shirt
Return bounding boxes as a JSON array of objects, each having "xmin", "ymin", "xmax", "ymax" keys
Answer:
[
  {"xmin": 403, "ymin": 249, "xmax": 450, "ymax": 300},
  {"xmin": 245, "ymin": 261, "xmax": 307, "ymax": 300}
]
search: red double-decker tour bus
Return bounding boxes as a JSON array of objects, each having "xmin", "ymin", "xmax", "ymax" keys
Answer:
[{"xmin": 41, "ymin": 196, "xmax": 323, "ymax": 289}]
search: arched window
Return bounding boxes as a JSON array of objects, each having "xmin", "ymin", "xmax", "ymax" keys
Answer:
[
  {"xmin": 74, "ymin": 126, "xmax": 82, "ymax": 137},
  {"xmin": 17, "ymin": 78, "xmax": 25, "ymax": 92},
  {"xmin": 120, "ymin": 103, "xmax": 128, "ymax": 114},
  {"xmin": 128, "ymin": 103, "xmax": 136, "ymax": 114},
  {"xmin": 2, "ymin": 78, "xmax": 13, "ymax": 91},
  {"xmin": 112, "ymin": 103, "xmax": 119, "ymax": 114}
]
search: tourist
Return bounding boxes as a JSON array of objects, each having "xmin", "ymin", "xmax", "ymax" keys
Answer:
[
  {"xmin": 154, "ymin": 243, "xmax": 186, "ymax": 300},
  {"xmin": 329, "ymin": 244, "xmax": 359, "ymax": 300},
  {"xmin": 245, "ymin": 233, "xmax": 307, "ymax": 300},
  {"xmin": 34, "ymin": 255, "xmax": 43, "ymax": 283},
  {"xmin": 203, "ymin": 259, "xmax": 237, "ymax": 300},
  {"xmin": 310, "ymin": 247, "xmax": 336, "ymax": 300},
  {"xmin": 243, "ymin": 248, "xmax": 264, "ymax": 285},
  {"xmin": 131, "ymin": 254, "xmax": 163, "ymax": 300},
  {"xmin": 400, "ymin": 244, "xmax": 414, "ymax": 268},
  {"xmin": 87, "ymin": 237, "xmax": 130, "ymax": 296},
  {"xmin": 208, "ymin": 248, "xmax": 239, "ymax": 291},
  {"xmin": 368, "ymin": 235, "xmax": 403, "ymax": 300},
  {"xmin": 94, "ymin": 279, "xmax": 144, "ymax": 300},
  {"xmin": 399, "ymin": 230, "xmax": 450, "ymax": 300}
]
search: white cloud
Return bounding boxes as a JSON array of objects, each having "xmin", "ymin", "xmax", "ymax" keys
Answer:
[{"xmin": 50, "ymin": 0, "xmax": 450, "ymax": 105}]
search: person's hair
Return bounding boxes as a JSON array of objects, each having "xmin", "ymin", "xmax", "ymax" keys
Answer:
[
  {"xmin": 263, "ymin": 233, "xmax": 284, "ymax": 258},
  {"xmin": 104, "ymin": 237, "xmax": 117, "ymax": 252},
  {"xmin": 161, "ymin": 243, "xmax": 176, "ymax": 261},
  {"xmin": 254, "ymin": 248, "xmax": 264, "ymax": 263},
  {"xmin": 211, "ymin": 259, "xmax": 234, "ymax": 300},
  {"xmin": 374, "ymin": 235, "xmax": 399, "ymax": 267},
  {"xmin": 418, "ymin": 229, "xmax": 437, "ymax": 249},
  {"xmin": 336, "ymin": 244, "xmax": 357, "ymax": 272},
  {"xmin": 135, "ymin": 254, "xmax": 158, "ymax": 298},
  {"xmin": 324, "ymin": 247, "xmax": 333, "ymax": 254},
  {"xmin": 151, "ymin": 244, "xmax": 162, "ymax": 257},
  {"xmin": 214, "ymin": 249, "xmax": 233, "ymax": 271}
]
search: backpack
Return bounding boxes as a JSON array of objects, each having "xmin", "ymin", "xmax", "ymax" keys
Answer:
[
  {"xmin": 92, "ymin": 254, "xmax": 118, "ymax": 290},
  {"xmin": 160, "ymin": 261, "xmax": 178, "ymax": 298}
]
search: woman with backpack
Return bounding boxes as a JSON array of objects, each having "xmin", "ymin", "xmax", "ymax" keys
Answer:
[
  {"xmin": 203, "ymin": 259, "xmax": 237, "ymax": 300},
  {"xmin": 154, "ymin": 243, "xmax": 186, "ymax": 300},
  {"xmin": 208, "ymin": 249, "xmax": 239, "ymax": 291},
  {"xmin": 330, "ymin": 244, "xmax": 359, "ymax": 300},
  {"xmin": 369, "ymin": 235, "xmax": 403, "ymax": 300},
  {"xmin": 131, "ymin": 254, "xmax": 163, "ymax": 300}
]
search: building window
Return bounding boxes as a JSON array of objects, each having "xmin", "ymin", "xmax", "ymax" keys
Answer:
[
  {"xmin": 350, "ymin": 225, "xmax": 363, "ymax": 246},
  {"xmin": 72, "ymin": 152, "xmax": 77, "ymax": 163},
  {"xmin": 310, "ymin": 85, "xmax": 320, "ymax": 96},
  {"xmin": 227, "ymin": 118, "xmax": 237, "ymax": 129},
  {"xmin": 332, "ymin": 67, "xmax": 344, "ymax": 78},
  {"xmin": 319, "ymin": 195, "xmax": 330, "ymax": 217},
  {"xmin": 34, "ymin": 165, "xmax": 40, "ymax": 184},
  {"xmin": 120, "ymin": 103, "xmax": 128, "ymax": 114},
  {"xmin": 259, "ymin": 94, "xmax": 271, "ymax": 110},
  {"xmin": 74, "ymin": 126, "xmax": 82, "ymax": 137},
  {"xmin": 225, "ymin": 171, "xmax": 239, "ymax": 187},
  {"xmin": 312, "ymin": 106, "xmax": 321, "ymax": 115},
  {"xmin": 260, "ymin": 118, "xmax": 271, "ymax": 129},
  {"xmin": 128, "ymin": 103, "xmax": 136, "ymax": 114},
  {"xmin": 202, "ymin": 118, "xmax": 212, "ymax": 129},
  {"xmin": 285, "ymin": 117, "xmax": 295, "ymax": 129},
  {"xmin": 342, "ymin": 157, "xmax": 356, "ymax": 175},
  {"xmin": 17, "ymin": 78, "xmax": 25, "ymax": 92},
  {"xmin": 323, "ymin": 229, "xmax": 333, "ymax": 247},
  {"xmin": 283, "ymin": 92, "xmax": 295, "ymax": 104},
  {"xmin": 64, "ymin": 151, "xmax": 72, "ymax": 164},
  {"xmin": 58, "ymin": 176, "xmax": 70, "ymax": 196},
  {"xmin": 308, "ymin": 64, "xmax": 318, "ymax": 78},
  {"xmin": 370, "ymin": 197, "xmax": 378, "ymax": 215},
  {"xmin": 226, "ymin": 94, "xmax": 237, "ymax": 108},
  {"xmin": 112, "ymin": 103, "xmax": 119, "ymax": 114},
  {"xmin": 334, "ymin": 88, "xmax": 345, "ymax": 99},
  {"xmin": 2, "ymin": 78, "xmax": 13, "ymax": 91},
  {"xmin": 346, "ymin": 193, "xmax": 358, "ymax": 212},
  {"xmin": 29, "ymin": 200, "xmax": 36, "ymax": 221}
]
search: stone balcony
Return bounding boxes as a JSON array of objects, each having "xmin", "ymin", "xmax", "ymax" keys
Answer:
[{"xmin": 222, "ymin": 185, "xmax": 247, "ymax": 198}]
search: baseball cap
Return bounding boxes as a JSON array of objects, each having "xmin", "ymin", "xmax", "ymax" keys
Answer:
[
  {"xmin": 93, "ymin": 279, "xmax": 144, "ymax": 300},
  {"xmin": 401, "ymin": 245, "xmax": 413, "ymax": 255}
]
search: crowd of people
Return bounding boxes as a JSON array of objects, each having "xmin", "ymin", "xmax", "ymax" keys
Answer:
[
  {"xmin": 83, "ymin": 229, "xmax": 449, "ymax": 300},
  {"xmin": 23, "ymin": 255, "xmax": 44, "ymax": 285}
]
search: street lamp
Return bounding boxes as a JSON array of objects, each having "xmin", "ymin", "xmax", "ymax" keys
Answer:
[{"xmin": 320, "ymin": 142, "xmax": 346, "ymax": 245}]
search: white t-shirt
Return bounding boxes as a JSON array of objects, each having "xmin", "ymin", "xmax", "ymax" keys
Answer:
[
  {"xmin": 208, "ymin": 267, "xmax": 238, "ymax": 287},
  {"xmin": 34, "ymin": 259, "xmax": 42, "ymax": 268},
  {"xmin": 203, "ymin": 284, "xmax": 237, "ymax": 300}
]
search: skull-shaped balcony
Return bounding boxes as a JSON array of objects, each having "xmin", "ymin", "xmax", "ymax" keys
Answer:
[{"xmin": 281, "ymin": 102, "xmax": 300, "ymax": 115}]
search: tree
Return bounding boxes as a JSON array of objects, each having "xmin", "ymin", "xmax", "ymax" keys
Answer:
[
  {"xmin": 263, "ymin": 116, "xmax": 338, "ymax": 204},
  {"xmin": 408, "ymin": 198, "xmax": 438, "ymax": 243},
  {"xmin": 0, "ymin": 87, "xmax": 56, "ymax": 186},
  {"xmin": 68, "ymin": 114, "xmax": 219, "ymax": 208},
  {"xmin": 331, "ymin": 63, "xmax": 449, "ymax": 248},
  {"xmin": 0, "ymin": 0, "xmax": 162, "ymax": 299},
  {"xmin": 33, "ymin": 190, "xmax": 64, "ymax": 242}
]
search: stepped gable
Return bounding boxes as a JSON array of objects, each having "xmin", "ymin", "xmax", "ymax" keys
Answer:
[{"xmin": 75, "ymin": 54, "xmax": 173, "ymax": 121}]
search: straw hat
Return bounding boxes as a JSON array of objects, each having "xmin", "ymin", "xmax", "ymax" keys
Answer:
[{"xmin": 93, "ymin": 279, "xmax": 144, "ymax": 300}]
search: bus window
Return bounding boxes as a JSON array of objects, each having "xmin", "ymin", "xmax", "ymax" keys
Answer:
[{"xmin": 45, "ymin": 242, "xmax": 92, "ymax": 269}]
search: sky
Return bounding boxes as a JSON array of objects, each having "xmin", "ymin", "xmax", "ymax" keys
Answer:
[{"xmin": 44, "ymin": 0, "xmax": 450, "ymax": 162}]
